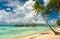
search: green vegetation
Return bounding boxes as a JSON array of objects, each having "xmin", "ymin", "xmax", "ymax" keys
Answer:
[
  {"xmin": 32, "ymin": 0, "xmax": 60, "ymax": 35},
  {"xmin": 57, "ymin": 18, "xmax": 60, "ymax": 26},
  {"xmin": 47, "ymin": 0, "xmax": 60, "ymax": 14}
]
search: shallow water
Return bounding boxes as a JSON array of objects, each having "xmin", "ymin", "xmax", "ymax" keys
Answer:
[{"xmin": 0, "ymin": 26, "xmax": 54, "ymax": 39}]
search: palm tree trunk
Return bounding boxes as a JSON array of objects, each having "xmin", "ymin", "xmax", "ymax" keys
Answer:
[{"xmin": 41, "ymin": 14, "xmax": 60, "ymax": 35}]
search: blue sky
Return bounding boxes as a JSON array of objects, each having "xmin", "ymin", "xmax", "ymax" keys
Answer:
[{"xmin": 0, "ymin": 0, "xmax": 59, "ymax": 25}]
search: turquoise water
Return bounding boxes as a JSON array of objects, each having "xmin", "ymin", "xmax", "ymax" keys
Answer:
[{"xmin": 0, "ymin": 26, "xmax": 52, "ymax": 39}]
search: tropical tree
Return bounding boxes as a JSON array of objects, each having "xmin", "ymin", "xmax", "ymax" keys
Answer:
[
  {"xmin": 33, "ymin": 0, "xmax": 60, "ymax": 35},
  {"xmin": 46, "ymin": 0, "xmax": 60, "ymax": 13},
  {"xmin": 57, "ymin": 18, "xmax": 60, "ymax": 26}
]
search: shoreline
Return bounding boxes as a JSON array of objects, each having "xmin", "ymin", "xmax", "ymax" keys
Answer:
[
  {"xmin": 8, "ymin": 31, "xmax": 44, "ymax": 39},
  {"xmin": 8, "ymin": 28, "xmax": 60, "ymax": 39}
]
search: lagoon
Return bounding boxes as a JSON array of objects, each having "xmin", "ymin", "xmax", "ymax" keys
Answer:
[{"xmin": 0, "ymin": 26, "xmax": 54, "ymax": 39}]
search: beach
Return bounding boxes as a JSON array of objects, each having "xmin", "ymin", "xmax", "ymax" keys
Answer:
[
  {"xmin": 0, "ymin": 26, "xmax": 50, "ymax": 39},
  {"xmin": 8, "ymin": 27, "xmax": 60, "ymax": 39}
]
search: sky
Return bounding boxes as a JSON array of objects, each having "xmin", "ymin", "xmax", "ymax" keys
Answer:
[{"xmin": 0, "ymin": 0, "xmax": 59, "ymax": 25}]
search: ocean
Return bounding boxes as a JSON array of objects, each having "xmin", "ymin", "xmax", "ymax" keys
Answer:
[{"xmin": 0, "ymin": 26, "xmax": 54, "ymax": 39}]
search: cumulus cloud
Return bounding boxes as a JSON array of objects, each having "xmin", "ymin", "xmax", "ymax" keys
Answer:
[{"xmin": 0, "ymin": 0, "xmax": 51, "ymax": 25}]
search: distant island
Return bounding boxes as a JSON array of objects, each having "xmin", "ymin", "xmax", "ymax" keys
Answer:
[
  {"xmin": 15, "ymin": 23, "xmax": 37, "ymax": 27},
  {"xmin": 15, "ymin": 23, "xmax": 47, "ymax": 27}
]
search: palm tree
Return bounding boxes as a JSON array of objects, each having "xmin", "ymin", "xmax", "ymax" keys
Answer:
[
  {"xmin": 33, "ymin": 0, "xmax": 60, "ymax": 35},
  {"xmin": 46, "ymin": 0, "xmax": 60, "ymax": 13}
]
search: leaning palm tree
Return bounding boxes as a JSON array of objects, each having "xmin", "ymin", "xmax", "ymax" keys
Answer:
[{"xmin": 33, "ymin": 0, "xmax": 60, "ymax": 35}]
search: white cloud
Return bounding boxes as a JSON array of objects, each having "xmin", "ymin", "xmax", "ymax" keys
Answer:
[
  {"xmin": 0, "ymin": 15, "xmax": 2, "ymax": 18},
  {"xmin": 5, "ymin": 0, "xmax": 20, "ymax": 7},
  {"xmin": 36, "ymin": 13, "xmax": 46, "ymax": 24},
  {"xmin": 0, "ymin": 0, "xmax": 51, "ymax": 25},
  {"xmin": 43, "ymin": 0, "xmax": 50, "ymax": 7},
  {"xmin": 37, "ymin": 19, "xmax": 46, "ymax": 24},
  {"xmin": 49, "ymin": 19, "xmax": 56, "ymax": 25},
  {"xmin": 6, "ymin": 8, "xmax": 11, "ymax": 11}
]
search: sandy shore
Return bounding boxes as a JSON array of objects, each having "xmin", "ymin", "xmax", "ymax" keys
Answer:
[{"xmin": 9, "ymin": 28, "xmax": 60, "ymax": 39}]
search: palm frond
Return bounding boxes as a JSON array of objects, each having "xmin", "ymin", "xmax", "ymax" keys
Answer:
[
  {"xmin": 33, "ymin": 0, "xmax": 43, "ymax": 16},
  {"xmin": 47, "ymin": 0, "xmax": 60, "ymax": 14}
]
